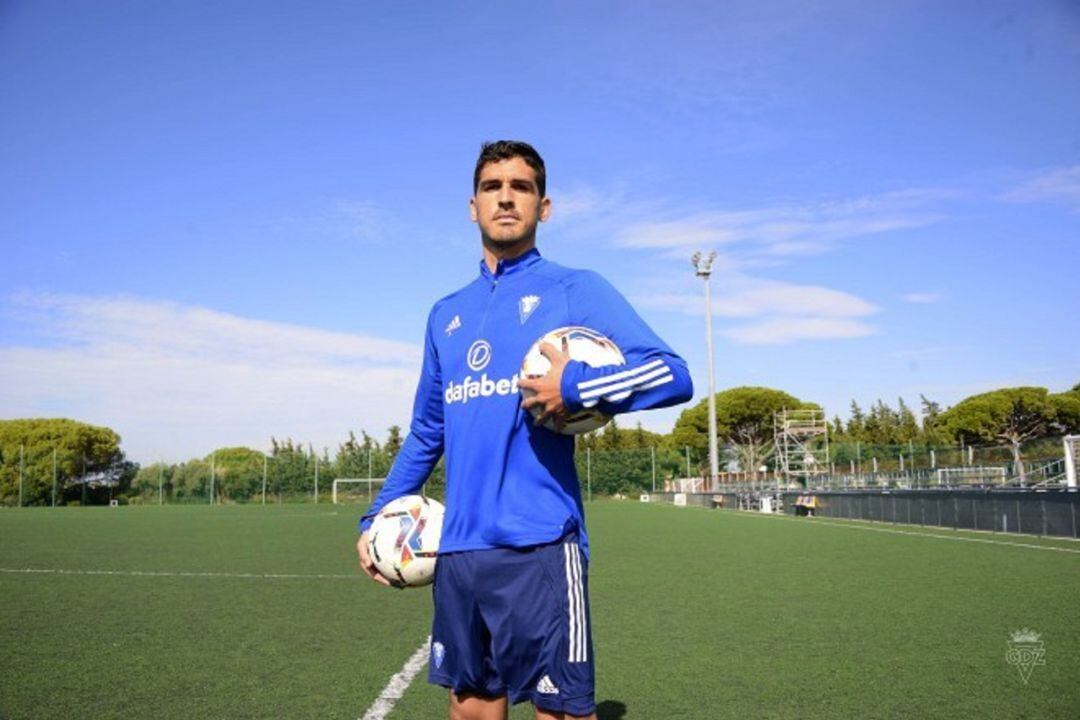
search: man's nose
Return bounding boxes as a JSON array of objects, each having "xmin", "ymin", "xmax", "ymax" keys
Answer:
[{"xmin": 498, "ymin": 186, "xmax": 514, "ymax": 205}]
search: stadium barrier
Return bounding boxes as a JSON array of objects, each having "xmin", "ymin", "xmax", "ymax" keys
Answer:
[
  {"xmin": 779, "ymin": 489, "xmax": 1080, "ymax": 539},
  {"xmin": 650, "ymin": 489, "xmax": 1080, "ymax": 539}
]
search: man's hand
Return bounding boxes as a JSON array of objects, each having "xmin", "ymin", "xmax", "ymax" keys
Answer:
[
  {"xmin": 356, "ymin": 531, "xmax": 392, "ymax": 586},
  {"xmin": 519, "ymin": 341, "xmax": 571, "ymax": 430}
]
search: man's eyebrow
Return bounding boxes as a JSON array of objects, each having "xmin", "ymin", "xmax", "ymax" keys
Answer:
[{"xmin": 510, "ymin": 178, "xmax": 537, "ymax": 191}]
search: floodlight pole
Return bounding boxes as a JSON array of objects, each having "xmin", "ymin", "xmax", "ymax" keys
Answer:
[{"xmin": 692, "ymin": 251, "xmax": 720, "ymax": 492}]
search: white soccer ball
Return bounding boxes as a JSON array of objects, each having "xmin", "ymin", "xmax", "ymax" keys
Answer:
[
  {"xmin": 521, "ymin": 326, "xmax": 626, "ymax": 435},
  {"xmin": 366, "ymin": 495, "xmax": 444, "ymax": 588}
]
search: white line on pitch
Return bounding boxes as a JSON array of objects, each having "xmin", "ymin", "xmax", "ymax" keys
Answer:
[
  {"xmin": 360, "ymin": 636, "xmax": 431, "ymax": 720},
  {"xmin": 720, "ymin": 509, "xmax": 1080, "ymax": 554},
  {"xmin": 0, "ymin": 567, "xmax": 358, "ymax": 579}
]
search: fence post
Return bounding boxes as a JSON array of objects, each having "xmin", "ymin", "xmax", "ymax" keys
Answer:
[
  {"xmin": 18, "ymin": 444, "xmax": 24, "ymax": 507},
  {"xmin": 314, "ymin": 457, "xmax": 319, "ymax": 504},
  {"xmin": 650, "ymin": 446, "xmax": 656, "ymax": 493},
  {"xmin": 262, "ymin": 455, "xmax": 267, "ymax": 505},
  {"xmin": 209, "ymin": 452, "xmax": 215, "ymax": 505},
  {"xmin": 51, "ymin": 447, "xmax": 57, "ymax": 508},
  {"xmin": 159, "ymin": 463, "xmax": 164, "ymax": 506},
  {"xmin": 930, "ymin": 450, "xmax": 936, "ymax": 469}
]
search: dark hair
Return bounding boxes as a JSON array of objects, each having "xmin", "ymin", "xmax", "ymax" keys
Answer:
[{"xmin": 473, "ymin": 140, "xmax": 546, "ymax": 197}]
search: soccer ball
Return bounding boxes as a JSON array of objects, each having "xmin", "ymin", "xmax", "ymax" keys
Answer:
[
  {"xmin": 521, "ymin": 326, "xmax": 626, "ymax": 435},
  {"xmin": 366, "ymin": 495, "xmax": 444, "ymax": 588}
]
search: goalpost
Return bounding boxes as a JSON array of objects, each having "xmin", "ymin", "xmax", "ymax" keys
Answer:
[
  {"xmin": 935, "ymin": 466, "xmax": 1007, "ymax": 486},
  {"xmin": 332, "ymin": 478, "xmax": 385, "ymax": 504}
]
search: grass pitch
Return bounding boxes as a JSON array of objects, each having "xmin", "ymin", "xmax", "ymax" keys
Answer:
[{"xmin": 1, "ymin": 502, "xmax": 1077, "ymax": 719}]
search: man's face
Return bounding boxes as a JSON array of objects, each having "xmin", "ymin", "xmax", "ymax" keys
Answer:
[{"xmin": 470, "ymin": 156, "xmax": 551, "ymax": 247}]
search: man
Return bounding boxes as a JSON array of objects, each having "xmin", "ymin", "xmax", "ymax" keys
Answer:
[{"xmin": 357, "ymin": 141, "xmax": 692, "ymax": 720}]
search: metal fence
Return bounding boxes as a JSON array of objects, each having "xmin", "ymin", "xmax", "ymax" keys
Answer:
[
  {"xmin": 648, "ymin": 488, "xmax": 1080, "ymax": 539},
  {"xmin": 778, "ymin": 489, "xmax": 1080, "ymax": 539}
]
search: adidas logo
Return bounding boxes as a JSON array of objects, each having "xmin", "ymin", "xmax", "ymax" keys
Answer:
[
  {"xmin": 536, "ymin": 675, "xmax": 559, "ymax": 695},
  {"xmin": 445, "ymin": 315, "xmax": 462, "ymax": 336}
]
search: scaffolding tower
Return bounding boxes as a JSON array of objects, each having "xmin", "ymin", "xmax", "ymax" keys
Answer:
[{"xmin": 774, "ymin": 408, "xmax": 829, "ymax": 485}]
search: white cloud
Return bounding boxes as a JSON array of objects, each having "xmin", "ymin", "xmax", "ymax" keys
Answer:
[
  {"xmin": 722, "ymin": 317, "xmax": 876, "ymax": 345},
  {"xmin": 1003, "ymin": 165, "xmax": 1080, "ymax": 208},
  {"xmin": 634, "ymin": 278, "xmax": 879, "ymax": 345},
  {"xmin": 0, "ymin": 294, "xmax": 422, "ymax": 463},
  {"xmin": 901, "ymin": 292, "xmax": 942, "ymax": 304},
  {"xmin": 614, "ymin": 189, "xmax": 948, "ymax": 256}
]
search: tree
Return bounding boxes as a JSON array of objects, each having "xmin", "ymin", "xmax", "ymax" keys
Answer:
[
  {"xmin": 1050, "ymin": 391, "xmax": 1080, "ymax": 435},
  {"xmin": 385, "ymin": 426, "xmax": 403, "ymax": 461},
  {"xmin": 940, "ymin": 387, "xmax": 1058, "ymax": 479},
  {"xmin": 206, "ymin": 447, "xmax": 266, "ymax": 501},
  {"xmin": 846, "ymin": 401, "xmax": 866, "ymax": 441},
  {"xmin": 0, "ymin": 418, "xmax": 135, "ymax": 506},
  {"xmin": 672, "ymin": 387, "xmax": 810, "ymax": 473},
  {"xmin": 132, "ymin": 462, "xmax": 173, "ymax": 501},
  {"xmin": 920, "ymin": 395, "xmax": 945, "ymax": 445},
  {"xmin": 598, "ymin": 418, "xmax": 623, "ymax": 450},
  {"xmin": 896, "ymin": 398, "xmax": 920, "ymax": 443}
]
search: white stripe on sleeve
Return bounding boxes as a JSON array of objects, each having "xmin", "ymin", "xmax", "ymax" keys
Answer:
[
  {"xmin": 580, "ymin": 363, "xmax": 671, "ymax": 401},
  {"xmin": 576, "ymin": 359, "xmax": 665, "ymax": 391}
]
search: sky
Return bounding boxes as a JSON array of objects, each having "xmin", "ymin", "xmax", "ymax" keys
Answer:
[{"xmin": 1, "ymin": 0, "xmax": 1078, "ymax": 464}]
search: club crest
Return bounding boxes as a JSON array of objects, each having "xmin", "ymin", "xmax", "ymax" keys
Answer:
[
  {"xmin": 1006, "ymin": 628, "xmax": 1045, "ymax": 684},
  {"xmin": 519, "ymin": 295, "xmax": 541, "ymax": 324}
]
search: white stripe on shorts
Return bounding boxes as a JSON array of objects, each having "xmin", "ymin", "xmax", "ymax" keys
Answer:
[{"xmin": 563, "ymin": 542, "xmax": 587, "ymax": 663}]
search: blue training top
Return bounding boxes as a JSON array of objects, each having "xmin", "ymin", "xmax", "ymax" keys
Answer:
[{"xmin": 358, "ymin": 249, "xmax": 693, "ymax": 557}]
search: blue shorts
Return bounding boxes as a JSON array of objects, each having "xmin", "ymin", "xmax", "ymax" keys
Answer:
[{"xmin": 428, "ymin": 534, "xmax": 595, "ymax": 716}]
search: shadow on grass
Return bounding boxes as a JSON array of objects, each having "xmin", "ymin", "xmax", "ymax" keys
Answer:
[{"xmin": 597, "ymin": 700, "xmax": 627, "ymax": 719}]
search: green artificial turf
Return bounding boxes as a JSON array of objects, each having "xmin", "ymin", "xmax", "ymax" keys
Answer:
[{"xmin": 2, "ymin": 502, "xmax": 1078, "ymax": 719}]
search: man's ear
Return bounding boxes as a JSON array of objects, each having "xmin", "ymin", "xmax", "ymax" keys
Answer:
[
  {"xmin": 469, "ymin": 196, "xmax": 478, "ymax": 223},
  {"xmin": 539, "ymin": 196, "xmax": 552, "ymax": 223}
]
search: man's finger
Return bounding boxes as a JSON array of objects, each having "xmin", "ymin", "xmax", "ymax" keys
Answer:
[
  {"xmin": 357, "ymin": 535, "xmax": 392, "ymax": 586},
  {"xmin": 537, "ymin": 341, "xmax": 568, "ymax": 362}
]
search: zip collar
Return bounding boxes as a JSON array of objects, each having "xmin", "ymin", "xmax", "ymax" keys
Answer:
[{"xmin": 479, "ymin": 248, "xmax": 543, "ymax": 284}]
